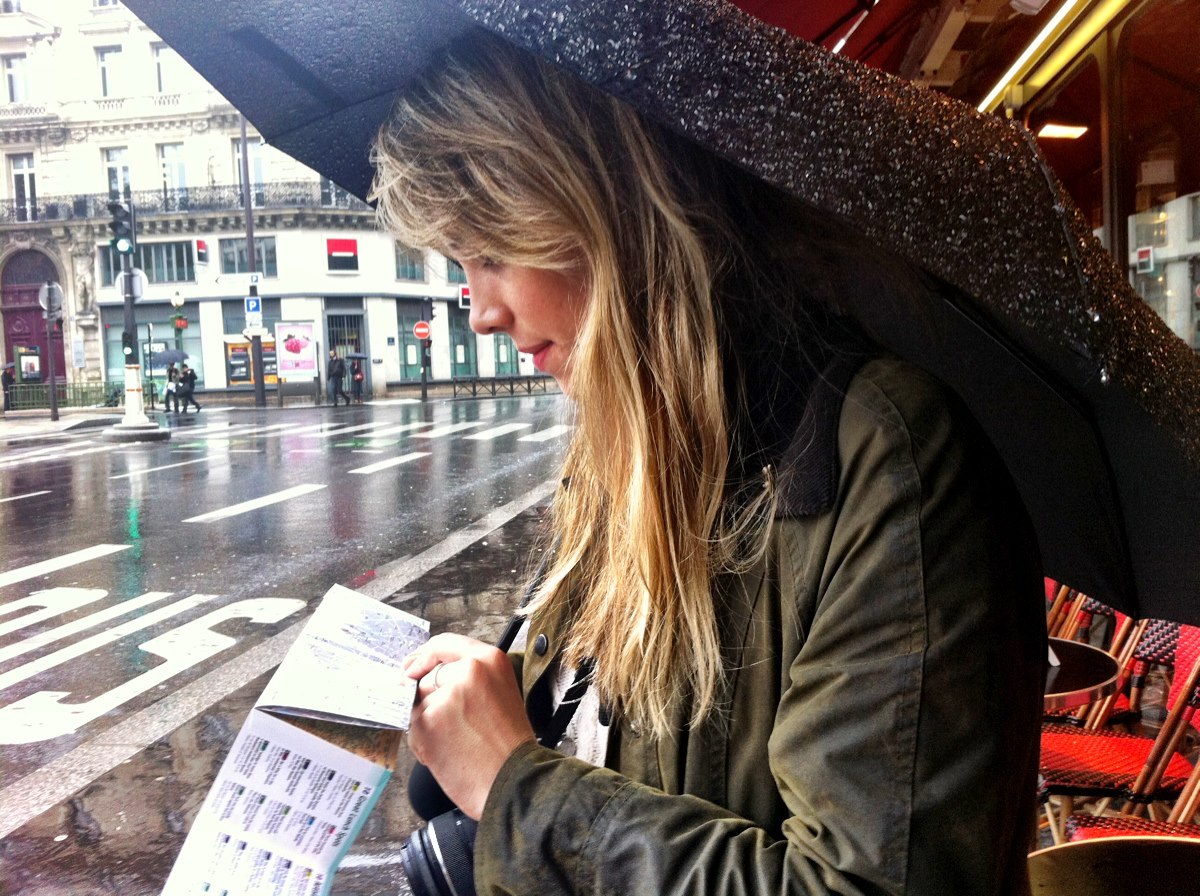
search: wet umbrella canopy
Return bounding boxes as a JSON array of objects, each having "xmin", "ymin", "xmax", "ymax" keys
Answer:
[
  {"xmin": 149, "ymin": 348, "xmax": 189, "ymax": 366},
  {"xmin": 125, "ymin": 0, "xmax": 1200, "ymax": 624}
]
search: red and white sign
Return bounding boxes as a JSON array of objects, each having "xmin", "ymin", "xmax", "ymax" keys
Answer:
[
  {"xmin": 327, "ymin": 238, "xmax": 359, "ymax": 271},
  {"xmin": 459, "ymin": 285, "xmax": 471, "ymax": 308},
  {"xmin": 1136, "ymin": 246, "xmax": 1154, "ymax": 274},
  {"xmin": 413, "ymin": 320, "xmax": 431, "ymax": 340}
]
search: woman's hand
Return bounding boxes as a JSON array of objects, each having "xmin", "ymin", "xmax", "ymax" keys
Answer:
[{"xmin": 403, "ymin": 633, "xmax": 536, "ymax": 820}]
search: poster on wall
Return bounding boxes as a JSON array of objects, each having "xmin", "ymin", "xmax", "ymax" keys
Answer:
[
  {"xmin": 225, "ymin": 339, "xmax": 279, "ymax": 386},
  {"xmin": 275, "ymin": 321, "xmax": 317, "ymax": 381}
]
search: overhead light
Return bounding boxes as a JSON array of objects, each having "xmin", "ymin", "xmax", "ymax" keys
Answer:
[
  {"xmin": 832, "ymin": 1, "xmax": 879, "ymax": 55},
  {"xmin": 978, "ymin": 0, "xmax": 1087, "ymax": 112},
  {"xmin": 1037, "ymin": 121, "xmax": 1088, "ymax": 138}
]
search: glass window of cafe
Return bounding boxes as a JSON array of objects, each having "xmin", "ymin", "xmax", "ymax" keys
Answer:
[
  {"xmin": 1028, "ymin": 0, "xmax": 1199, "ymax": 349},
  {"xmin": 1118, "ymin": 0, "xmax": 1200, "ymax": 348}
]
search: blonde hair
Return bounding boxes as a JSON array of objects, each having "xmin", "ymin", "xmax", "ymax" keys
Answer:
[{"xmin": 372, "ymin": 35, "xmax": 780, "ymax": 737}]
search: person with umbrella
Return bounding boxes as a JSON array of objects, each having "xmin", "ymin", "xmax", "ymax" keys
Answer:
[
  {"xmin": 391, "ymin": 32, "xmax": 1044, "ymax": 896},
  {"xmin": 350, "ymin": 358, "xmax": 365, "ymax": 403},
  {"xmin": 163, "ymin": 362, "xmax": 180, "ymax": 414}
]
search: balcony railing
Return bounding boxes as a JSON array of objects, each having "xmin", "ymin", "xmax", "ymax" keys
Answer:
[{"xmin": 0, "ymin": 182, "xmax": 372, "ymax": 226}]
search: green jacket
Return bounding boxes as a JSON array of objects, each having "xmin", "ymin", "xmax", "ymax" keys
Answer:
[{"xmin": 478, "ymin": 357, "xmax": 1045, "ymax": 895}]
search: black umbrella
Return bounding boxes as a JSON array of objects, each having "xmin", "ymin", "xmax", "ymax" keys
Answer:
[
  {"xmin": 150, "ymin": 348, "xmax": 189, "ymax": 366},
  {"xmin": 126, "ymin": 0, "xmax": 1200, "ymax": 624},
  {"xmin": 347, "ymin": 352, "xmax": 370, "ymax": 360}
]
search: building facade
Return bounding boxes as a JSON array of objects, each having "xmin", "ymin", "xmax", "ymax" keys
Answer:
[{"xmin": 0, "ymin": 0, "xmax": 529, "ymax": 399}]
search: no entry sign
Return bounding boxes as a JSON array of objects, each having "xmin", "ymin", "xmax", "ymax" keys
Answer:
[{"xmin": 413, "ymin": 320, "xmax": 431, "ymax": 340}]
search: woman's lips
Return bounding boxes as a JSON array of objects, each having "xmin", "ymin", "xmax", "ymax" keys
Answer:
[{"xmin": 527, "ymin": 343, "xmax": 552, "ymax": 371}]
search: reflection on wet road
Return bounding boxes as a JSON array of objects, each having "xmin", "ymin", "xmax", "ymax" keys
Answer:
[{"xmin": 0, "ymin": 395, "xmax": 567, "ymax": 895}]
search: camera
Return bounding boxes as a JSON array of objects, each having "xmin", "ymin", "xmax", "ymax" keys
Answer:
[
  {"xmin": 400, "ymin": 762, "xmax": 478, "ymax": 896},
  {"xmin": 400, "ymin": 807, "xmax": 478, "ymax": 896}
]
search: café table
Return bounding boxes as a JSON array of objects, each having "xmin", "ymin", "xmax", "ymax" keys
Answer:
[
  {"xmin": 1043, "ymin": 636, "xmax": 1119, "ymax": 711},
  {"xmin": 1028, "ymin": 835, "xmax": 1200, "ymax": 894}
]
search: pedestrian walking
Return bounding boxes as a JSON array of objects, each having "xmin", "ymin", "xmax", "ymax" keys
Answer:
[
  {"xmin": 327, "ymin": 350, "xmax": 350, "ymax": 406},
  {"xmin": 1, "ymin": 362, "xmax": 13, "ymax": 412},
  {"xmin": 177, "ymin": 363, "xmax": 200, "ymax": 413},
  {"xmin": 350, "ymin": 360, "xmax": 364, "ymax": 403},
  {"xmin": 164, "ymin": 363, "xmax": 180, "ymax": 414}
]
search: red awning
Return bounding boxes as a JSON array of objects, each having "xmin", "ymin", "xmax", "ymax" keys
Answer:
[{"xmin": 732, "ymin": 1, "xmax": 935, "ymax": 75}]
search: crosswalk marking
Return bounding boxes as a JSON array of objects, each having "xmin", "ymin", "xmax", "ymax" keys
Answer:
[
  {"xmin": 349, "ymin": 452, "xmax": 429, "ymax": 475},
  {"xmin": 519, "ymin": 424, "xmax": 572, "ymax": 442},
  {"xmin": 466, "ymin": 423, "xmax": 532, "ymax": 440},
  {"xmin": 0, "ymin": 490, "xmax": 50, "ymax": 503},
  {"xmin": 411, "ymin": 421, "xmax": 488, "ymax": 439},
  {"xmin": 110, "ymin": 457, "xmax": 216, "ymax": 479},
  {"xmin": 183, "ymin": 483, "xmax": 326, "ymax": 523},
  {"xmin": 0, "ymin": 545, "xmax": 130, "ymax": 591}
]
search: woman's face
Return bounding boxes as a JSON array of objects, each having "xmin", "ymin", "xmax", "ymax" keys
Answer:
[{"xmin": 460, "ymin": 260, "xmax": 588, "ymax": 395}]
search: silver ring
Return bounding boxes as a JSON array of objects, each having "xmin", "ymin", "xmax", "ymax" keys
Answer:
[{"xmin": 431, "ymin": 663, "xmax": 444, "ymax": 690}]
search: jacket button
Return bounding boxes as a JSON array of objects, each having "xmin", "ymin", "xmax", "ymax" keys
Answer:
[{"xmin": 533, "ymin": 633, "xmax": 549, "ymax": 656}]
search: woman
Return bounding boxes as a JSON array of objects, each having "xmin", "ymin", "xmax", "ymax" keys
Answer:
[
  {"xmin": 164, "ymin": 363, "xmax": 180, "ymax": 414},
  {"xmin": 382, "ymin": 35, "xmax": 1045, "ymax": 896}
]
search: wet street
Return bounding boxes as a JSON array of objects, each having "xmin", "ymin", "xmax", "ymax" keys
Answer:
[{"xmin": 0, "ymin": 394, "xmax": 570, "ymax": 895}]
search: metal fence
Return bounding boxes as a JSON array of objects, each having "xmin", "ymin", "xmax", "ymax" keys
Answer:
[
  {"xmin": 4, "ymin": 380, "xmax": 158, "ymax": 412},
  {"xmin": 0, "ymin": 181, "xmax": 371, "ymax": 226}
]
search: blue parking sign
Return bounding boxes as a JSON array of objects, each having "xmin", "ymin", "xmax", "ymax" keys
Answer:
[{"xmin": 244, "ymin": 296, "xmax": 262, "ymax": 314}]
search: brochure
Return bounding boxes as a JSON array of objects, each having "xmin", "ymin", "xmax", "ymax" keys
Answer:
[{"xmin": 162, "ymin": 585, "xmax": 430, "ymax": 896}]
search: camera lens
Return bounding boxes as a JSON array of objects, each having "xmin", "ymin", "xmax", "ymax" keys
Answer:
[{"xmin": 400, "ymin": 808, "xmax": 478, "ymax": 896}]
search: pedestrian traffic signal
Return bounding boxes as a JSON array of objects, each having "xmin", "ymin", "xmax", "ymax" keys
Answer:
[
  {"xmin": 107, "ymin": 200, "xmax": 136, "ymax": 255},
  {"xmin": 121, "ymin": 330, "xmax": 134, "ymax": 357}
]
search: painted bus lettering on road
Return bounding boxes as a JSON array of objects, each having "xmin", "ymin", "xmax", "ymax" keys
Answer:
[{"xmin": 0, "ymin": 597, "xmax": 305, "ymax": 744}]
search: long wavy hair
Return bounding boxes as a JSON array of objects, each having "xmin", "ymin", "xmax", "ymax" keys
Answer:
[{"xmin": 371, "ymin": 33, "xmax": 879, "ymax": 737}]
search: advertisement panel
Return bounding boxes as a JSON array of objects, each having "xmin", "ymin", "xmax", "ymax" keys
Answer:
[{"xmin": 275, "ymin": 321, "xmax": 318, "ymax": 381}]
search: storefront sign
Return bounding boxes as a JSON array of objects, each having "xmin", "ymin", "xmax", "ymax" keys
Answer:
[{"xmin": 274, "ymin": 321, "xmax": 317, "ymax": 381}]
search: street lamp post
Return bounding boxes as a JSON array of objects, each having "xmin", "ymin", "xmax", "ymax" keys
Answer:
[{"xmin": 171, "ymin": 291, "xmax": 186, "ymax": 350}]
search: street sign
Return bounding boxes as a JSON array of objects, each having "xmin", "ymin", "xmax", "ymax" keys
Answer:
[
  {"xmin": 413, "ymin": 320, "xmax": 431, "ymax": 340},
  {"xmin": 117, "ymin": 268, "xmax": 147, "ymax": 299},
  {"xmin": 37, "ymin": 282, "xmax": 63, "ymax": 316},
  {"xmin": 244, "ymin": 296, "xmax": 262, "ymax": 315}
]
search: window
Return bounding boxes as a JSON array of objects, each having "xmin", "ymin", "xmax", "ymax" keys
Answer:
[
  {"xmin": 447, "ymin": 258, "xmax": 467, "ymax": 284},
  {"xmin": 395, "ymin": 244, "xmax": 425, "ymax": 281},
  {"xmin": 153, "ymin": 43, "xmax": 179, "ymax": 93},
  {"xmin": 1, "ymin": 1, "xmax": 23, "ymax": 12},
  {"xmin": 320, "ymin": 176, "xmax": 349, "ymax": 207},
  {"xmin": 104, "ymin": 147, "xmax": 130, "ymax": 200},
  {"xmin": 219, "ymin": 236, "xmax": 278, "ymax": 277},
  {"xmin": 232, "ymin": 136, "xmax": 265, "ymax": 206},
  {"xmin": 9, "ymin": 152, "xmax": 35, "ymax": 222},
  {"xmin": 96, "ymin": 46, "xmax": 122, "ymax": 98},
  {"xmin": 158, "ymin": 142, "xmax": 187, "ymax": 209},
  {"xmin": 100, "ymin": 241, "xmax": 195, "ymax": 286},
  {"xmin": 2, "ymin": 54, "xmax": 27, "ymax": 103}
]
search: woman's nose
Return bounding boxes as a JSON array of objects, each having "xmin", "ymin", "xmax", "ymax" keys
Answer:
[{"xmin": 467, "ymin": 284, "xmax": 509, "ymax": 335}]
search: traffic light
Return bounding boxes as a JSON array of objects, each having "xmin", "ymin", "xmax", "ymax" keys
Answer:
[
  {"xmin": 107, "ymin": 200, "xmax": 136, "ymax": 255},
  {"xmin": 121, "ymin": 330, "xmax": 135, "ymax": 357}
]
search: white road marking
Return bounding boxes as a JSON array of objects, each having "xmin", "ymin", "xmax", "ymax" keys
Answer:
[
  {"xmin": 0, "ymin": 490, "xmax": 50, "ymax": 503},
  {"xmin": 348, "ymin": 452, "xmax": 429, "ymax": 475},
  {"xmin": 0, "ymin": 598, "xmax": 305, "ymax": 745},
  {"xmin": 0, "ymin": 589, "xmax": 176, "ymax": 663},
  {"xmin": 0, "ymin": 545, "xmax": 130, "ymax": 590},
  {"xmin": 110, "ymin": 457, "xmax": 215, "ymax": 479},
  {"xmin": 360, "ymin": 422, "xmax": 432, "ymax": 438},
  {"xmin": 0, "ymin": 588, "xmax": 108, "ymax": 637},
  {"xmin": 411, "ymin": 421, "xmax": 488, "ymax": 439},
  {"xmin": 465, "ymin": 423, "xmax": 533, "ymax": 440},
  {"xmin": 0, "ymin": 594, "xmax": 220, "ymax": 691},
  {"xmin": 519, "ymin": 424, "xmax": 572, "ymax": 442},
  {"xmin": 183, "ymin": 483, "xmax": 326, "ymax": 522},
  {"xmin": 0, "ymin": 478, "xmax": 557, "ymax": 840}
]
